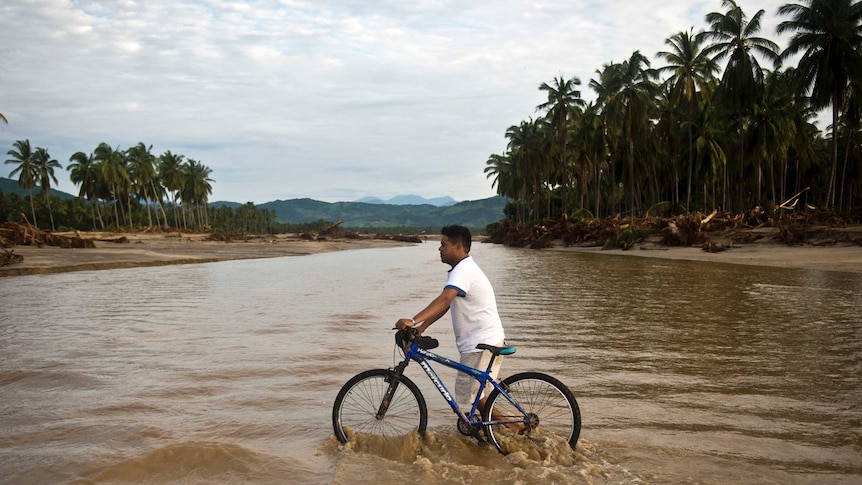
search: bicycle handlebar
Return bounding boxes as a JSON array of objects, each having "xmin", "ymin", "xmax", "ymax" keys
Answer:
[{"xmin": 394, "ymin": 326, "xmax": 439, "ymax": 350}]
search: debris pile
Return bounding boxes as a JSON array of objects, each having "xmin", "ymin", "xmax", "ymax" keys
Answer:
[
  {"xmin": 0, "ymin": 222, "xmax": 96, "ymax": 268},
  {"xmin": 0, "ymin": 222, "xmax": 95, "ymax": 249},
  {"xmin": 486, "ymin": 209, "xmax": 862, "ymax": 250}
]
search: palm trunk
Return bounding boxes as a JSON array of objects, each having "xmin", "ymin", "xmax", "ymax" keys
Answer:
[
  {"xmin": 90, "ymin": 200, "xmax": 97, "ymax": 230},
  {"xmin": 737, "ymin": 111, "xmax": 745, "ymax": 212},
  {"xmin": 28, "ymin": 189, "xmax": 38, "ymax": 228},
  {"xmin": 628, "ymin": 139, "xmax": 636, "ymax": 217},
  {"xmin": 826, "ymin": 89, "xmax": 840, "ymax": 209},
  {"xmin": 686, "ymin": 103, "xmax": 694, "ymax": 213},
  {"xmin": 45, "ymin": 192, "xmax": 55, "ymax": 231}
]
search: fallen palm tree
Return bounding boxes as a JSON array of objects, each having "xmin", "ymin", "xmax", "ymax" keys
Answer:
[
  {"xmin": 0, "ymin": 221, "xmax": 96, "ymax": 267},
  {"xmin": 0, "ymin": 221, "xmax": 96, "ymax": 249},
  {"xmin": 486, "ymin": 208, "xmax": 862, "ymax": 250}
]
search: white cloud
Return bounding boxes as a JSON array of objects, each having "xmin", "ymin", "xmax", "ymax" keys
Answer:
[{"xmin": 1, "ymin": 0, "xmax": 792, "ymax": 203}]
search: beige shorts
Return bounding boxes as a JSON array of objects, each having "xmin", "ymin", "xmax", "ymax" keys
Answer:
[{"xmin": 454, "ymin": 340, "xmax": 506, "ymax": 412}]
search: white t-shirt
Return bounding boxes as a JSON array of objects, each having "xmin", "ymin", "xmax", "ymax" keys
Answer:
[{"xmin": 445, "ymin": 256, "xmax": 505, "ymax": 354}]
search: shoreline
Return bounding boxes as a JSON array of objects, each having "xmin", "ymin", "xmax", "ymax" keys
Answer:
[
  {"xmin": 2, "ymin": 229, "xmax": 861, "ymax": 277},
  {"xmin": 551, "ymin": 225, "xmax": 862, "ymax": 274},
  {"xmin": 557, "ymin": 243, "xmax": 862, "ymax": 274},
  {"xmin": 0, "ymin": 232, "xmax": 417, "ymax": 277}
]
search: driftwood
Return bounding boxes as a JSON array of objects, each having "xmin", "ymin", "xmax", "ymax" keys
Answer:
[
  {"xmin": 487, "ymin": 208, "xmax": 862, "ymax": 249},
  {"xmin": 1, "ymin": 248, "xmax": 24, "ymax": 267},
  {"xmin": 0, "ymin": 222, "xmax": 95, "ymax": 249}
]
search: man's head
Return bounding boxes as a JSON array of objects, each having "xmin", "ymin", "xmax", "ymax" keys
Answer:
[{"xmin": 439, "ymin": 225, "xmax": 471, "ymax": 266}]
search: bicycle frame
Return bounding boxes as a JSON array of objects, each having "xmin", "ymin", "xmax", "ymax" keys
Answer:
[{"xmin": 393, "ymin": 340, "xmax": 531, "ymax": 429}]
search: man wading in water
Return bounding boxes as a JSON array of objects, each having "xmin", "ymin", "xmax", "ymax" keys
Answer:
[{"xmin": 396, "ymin": 224, "xmax": 506, "ymax": 422}]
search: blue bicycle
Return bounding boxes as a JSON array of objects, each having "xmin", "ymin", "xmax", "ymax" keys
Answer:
[{"xmin": 332, "ymin": 328, "xmax": 581, "ymax": 454}]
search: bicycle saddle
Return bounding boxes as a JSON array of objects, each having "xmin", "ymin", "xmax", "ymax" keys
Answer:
[{"xmin": 476, "ymin": 343, "xmax": 516, "ymax": 356}]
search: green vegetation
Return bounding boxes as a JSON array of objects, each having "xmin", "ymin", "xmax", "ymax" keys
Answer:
[
  {"xmin": 4, "ymin": 140, "xmax": 215, "ymax": 232},
  {"xmin": 5, "ymin": 1, "xmax": 861, "ymax": 236},
  {"xmin": 485, "ymin": 0, "xmax": 862, "ymax": 222}
]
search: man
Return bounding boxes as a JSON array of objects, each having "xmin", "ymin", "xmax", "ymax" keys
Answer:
[{"xmin": 396, "ymin": 224, "xmax": 506, "ymax": 414}]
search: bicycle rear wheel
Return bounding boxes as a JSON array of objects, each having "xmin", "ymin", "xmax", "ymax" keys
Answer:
[
  {"xmin": 481, "ymin": 372, "xmax": 580, "ymax": 454},
  {"xmin": 332, "ymin": 369, "xmax": 427, "ymax": 444}
]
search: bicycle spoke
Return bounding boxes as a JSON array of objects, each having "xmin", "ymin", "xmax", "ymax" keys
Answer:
[{"xmin": 333, "ymin": 369, "xmax": 427, "ymax": 443}]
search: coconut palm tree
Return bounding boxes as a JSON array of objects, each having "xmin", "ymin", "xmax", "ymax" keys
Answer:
[
  {"xmin": 5, "ymin": 139, "xmax": 39, "ymax": 227},
  {"xmin": 484, "ymin": 153, "xmax": 514, "ymax": 204},
  {"xmin": 127, "ymin": 142, "xmax": 161, "ymax": 227},
  {"xmin": 603, "ymin": 51, "xmax": 659, "ymax": 216},
  {"xmin": 505, "ymin": 118, "xmax": 548, "ymax": 220},
  {"xmin": 748, "ymin": 70, "xmax": 797, "ymax": 205},
  {"xmin": 589, "ymin": 65, "xmax": 626, "ymax": 214},
  {"xmin": 32, "ymin": 147, "xmax": 62, "ymax": 231},
  {"xmin": 657, "ymin": 29, "xmax": 720, "ymax": 212},
  {"xmin": 68, "ymin": 151, "xmax": 103, "ymax": 229},
  {"xmin": 838, "ymin": 76, "xmax": 862, "ymax": 208},
  {"xmin": 0, "ymin": 113, "xmax": 7, "ymax": 124},
  {"xmin": 694, "ymin": 101, "xmax": 733, "ymax": 210},
  {"xmin": 181, "ymin": 159, "xmax": 213, "ymax": 228},
  {"xmin": 700, "ymin": 0, "xmax": 780, "ymax": 211},
  {"xmin": 536, "ymin": 76, "xmax": 585, "ymax": 217},
  {"xmin": 777, "ymin": 0, "xmax": 862, "ymax": 209},
  {"xmin": 94, "ymin": 142, "xmax": 129, "ymax": 229},
  {"xmin": 158, "ymin": 150, "xmax": 185, "ymax": 228}
]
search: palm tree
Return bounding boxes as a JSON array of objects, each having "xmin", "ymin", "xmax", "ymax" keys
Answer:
[
  {"xmin": 68, "ymin": 151, "xmax": 103, "ymax": 229},
  {"xmin": 181, "ymin": 159, "xmax": 214, "ymax": 228},
  {"xmin": 5, "ymin": 139, "xmax": 39, "ymax": 227},
  {"xmin": 127, "ymin": 142, "xmax": 161, "ymax": 227},
  {"xmin": 657, "ymin": 29, "xmax": 720, "ymax": 212},
  {"xmin": 536, "ymin": 76, "xmax": 585, "ymax": 217},
  {"xmin": 0, "ymin": 113, "xmax": 7, "ymax": 124},
  {"xmin": 505, "ymin": 119, "xmax": 548, "ymax": 220},
  {"xmin": 748, "ymin": 70, "xmax": 797, "ymax": 205},
  {"xmin": 694, "ymin": 101, "xmax": 733, "ymax": 210},
  {"xmin": 572, "ymin": 102, "xmax": 608, "ymax": 216},
  {"xmin": 777, "ymin": 0, "xmax": 862, "ymax": 209},
  {"xmin": 589, "ymin": 65, "xmax": 626, "ymax": 214},
  {"xmin": 603, "ymin": 51, "xmax": 659, "ymax": 216},
  {"xmin": 94, "ymin": 142, "xmax": 129, "ymax": 229},
  {"xmin": 159, "ymin": 150, "xmax": 186, "ymax": 228},
  {"xmin": 700, "ymin": 0, "xmax": 780, "ymax": 211},
  {"xmin": 484, "ymin": 153, "xmax": 515, "ymax": 207},
  {"xmin": 32, "ymin": 147, "xmax": 62, "ymax": 231}
]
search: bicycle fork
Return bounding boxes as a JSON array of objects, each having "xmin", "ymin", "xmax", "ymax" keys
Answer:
[{"xmin": 376, "ymin": 360, "xmax": 409, "ymax": 419}]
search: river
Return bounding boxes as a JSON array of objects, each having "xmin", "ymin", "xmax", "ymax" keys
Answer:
[{"xmin": 0, "ymin": 242, "xmax": 860, "ymax": 484}]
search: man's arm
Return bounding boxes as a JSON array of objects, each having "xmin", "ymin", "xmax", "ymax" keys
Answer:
[{"xmin": 396, "ymin": 287, "xmax": 459, "ymax": 333}]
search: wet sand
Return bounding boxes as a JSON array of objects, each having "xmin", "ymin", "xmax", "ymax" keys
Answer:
[
  {"xmin": 0, "ymin": 232, "xmax": 417, "ymax": 277},
  {"xmin": 2, "ymin": 228, "xmax": 861, "ymax": 277},
  {"xmin": 562, "ymin": 241, "xmax": 862, "ymax": 274}
]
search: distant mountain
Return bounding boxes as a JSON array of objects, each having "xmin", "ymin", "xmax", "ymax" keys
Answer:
[
  {"xmin": 355, "ymin": 195, "xmax": 457, "ymax": 207},
  {"xmin": 0, "ymin": 177, "xmax": 76, "ymax": 200},
  {"xmin": 1, "ymin": 177, "xmax": 505, "ymax": 230},
  {"xmin": 247, "ymin": 196, "xmax": 506, "ymax": 230},
  {"xmin": 208, "ymin": 200, "xmax": 242, "ymax": 209}
]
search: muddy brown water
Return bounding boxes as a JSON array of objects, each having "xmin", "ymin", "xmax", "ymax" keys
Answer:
[{"xmin": 1, "ymin": 243, "xmax": 860, "ymax": 484}]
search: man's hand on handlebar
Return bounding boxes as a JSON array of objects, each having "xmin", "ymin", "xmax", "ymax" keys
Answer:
[{"xmin": 395, "ymin": 318, "xmax": 414, "ymax": 331}]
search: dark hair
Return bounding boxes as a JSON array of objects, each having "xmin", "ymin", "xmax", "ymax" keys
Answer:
[{"xmin": 441, "ymin": 224, "xmax": 472, "ymax": 252}]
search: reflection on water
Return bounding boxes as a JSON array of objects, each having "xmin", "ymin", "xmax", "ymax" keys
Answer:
[{"xmin": 1, "ymin": 243, "xmax": 860, "ymax": 484}]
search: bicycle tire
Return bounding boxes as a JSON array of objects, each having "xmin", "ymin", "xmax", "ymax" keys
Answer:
[
  {"xmin": 332, "ymin": 369, "xmax": 428, "ymax": 444},
  {"xmin": 481, "ymin": 372, "xmax": 581, "ymax": 454}
]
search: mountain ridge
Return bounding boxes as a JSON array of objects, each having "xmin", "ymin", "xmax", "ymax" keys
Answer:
[{"xmin": 1, "ymin": 177, "xmax": 505, "ymax": 230}]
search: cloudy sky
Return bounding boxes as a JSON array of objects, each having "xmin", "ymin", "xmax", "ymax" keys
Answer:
[{"xmin": 2, "ymin": 0, "xmax": 792, "ymax": 204}]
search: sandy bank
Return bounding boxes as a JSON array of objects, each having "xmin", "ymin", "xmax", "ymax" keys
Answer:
[
  {"xmin": 2, "ymin": 228, "xmax": 861, "ymax": 277},
  {"xmin": 559, "ymin": 244, "xmax": 862, "ymax": 273},
  {"xmin": 0, "ymin": 232, "xmax": 417, "ymax": 277},
  {"xmin": 551, "ymin": 225, "xmax": 862, "ymax": 273}
]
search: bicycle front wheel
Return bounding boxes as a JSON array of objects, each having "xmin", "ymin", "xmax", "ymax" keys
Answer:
[
  {"xmin": 332, "ymin": 369, "xmax": 427, "ymax": 444},
  {"xmin": 481, "ymin": 372, "xmax": 581, "ymax": 454}
]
